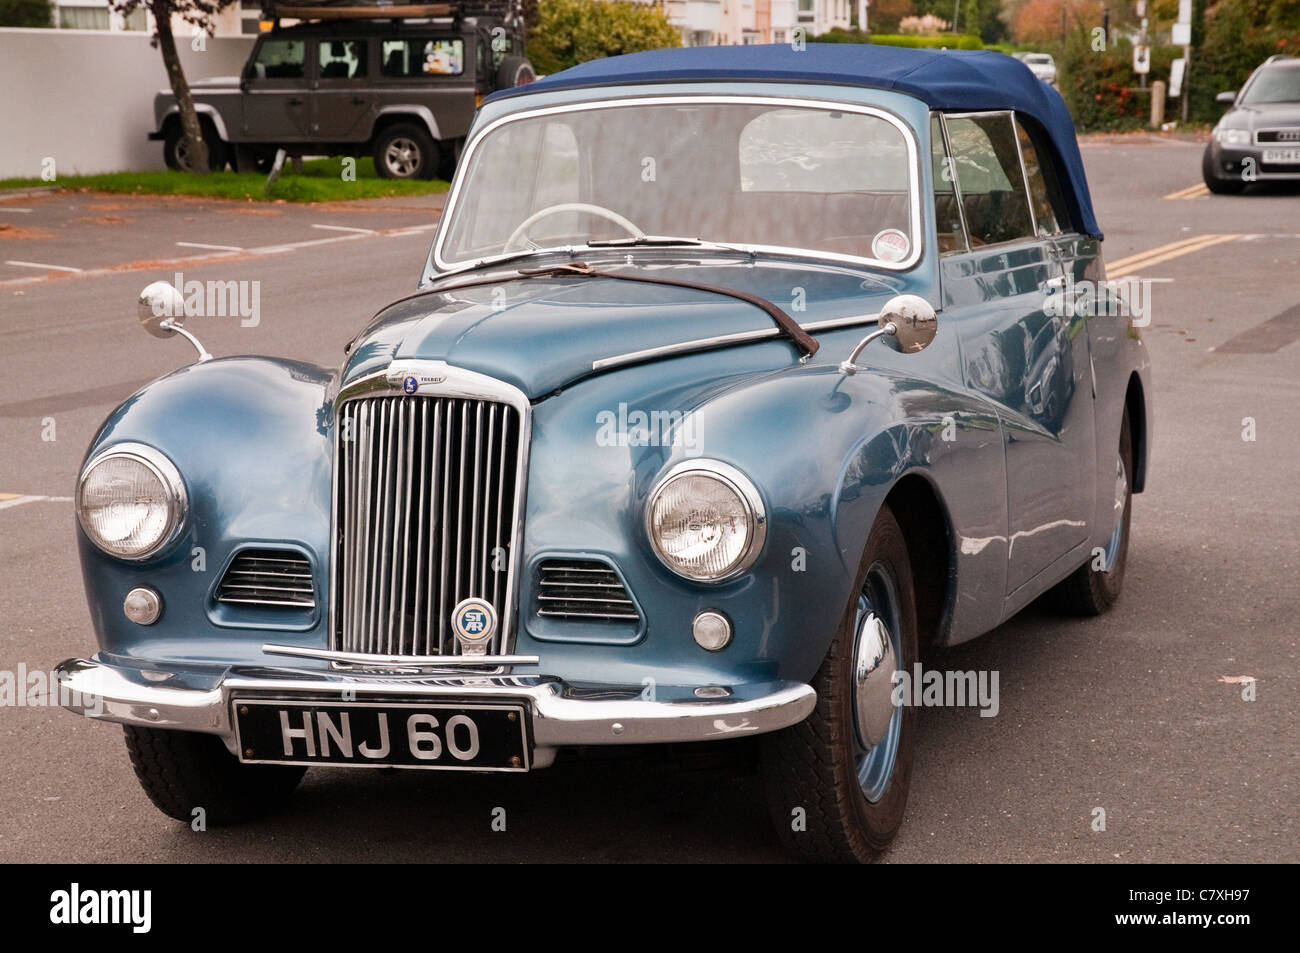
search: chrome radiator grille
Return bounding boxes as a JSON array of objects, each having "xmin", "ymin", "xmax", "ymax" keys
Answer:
[{"xmin": 333, "ymin": 393, "xmax": 522, "ymax": 656}]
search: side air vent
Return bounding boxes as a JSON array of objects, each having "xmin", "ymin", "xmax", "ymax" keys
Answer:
[
  {"xmin": 217, "ymin": 550, "xmax": 315, "ymax": 608},
  {"xmin": 536, "ymin": 559, "xmax": 640, "ymax": 622}
]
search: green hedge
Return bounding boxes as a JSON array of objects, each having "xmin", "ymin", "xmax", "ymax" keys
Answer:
[{"xmin": 816, "ymin": 28, "xmax": 985, "ymax": 50}]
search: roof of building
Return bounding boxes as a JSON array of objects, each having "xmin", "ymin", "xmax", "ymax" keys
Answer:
[{"xmin": 490, "ymin": 43, "xmax": 1102, "ymax": 239}]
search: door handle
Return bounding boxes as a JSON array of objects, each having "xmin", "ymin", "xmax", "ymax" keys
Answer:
[
  {"xmin": 350, "ymin": 96, "xmax": 367, "ymax": 106},
  {"xmin": 288, "ymin": 97, "xmax": 304, "ymax": 106}
]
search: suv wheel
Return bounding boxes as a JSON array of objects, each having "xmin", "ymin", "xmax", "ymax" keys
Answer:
[
  {"xmin": 163, "ymin": 120, "xmax": 229, "ymax": 172},
  {"xmin": 496, "ymin": 55, "xmax": 537, "ymax": 89},
  {"xmin": 374, "ymin": 123, "xmax": 436, "ymax": 180}
]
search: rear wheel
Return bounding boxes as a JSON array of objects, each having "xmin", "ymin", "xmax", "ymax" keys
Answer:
[
  {"xmin": 760, "ymin": 503, "xmax": 918, "ymax": 863},
  {"xmin": 124, "ymin": 725, "xmax": 305, "ymax": 826},
  {"xmin": 373, "ymin": 123, "xmax": 436, "ymax": 180},
  {"xmin": 1050, "ymin": 408, "xmax": 1134, "ymax": 615}
]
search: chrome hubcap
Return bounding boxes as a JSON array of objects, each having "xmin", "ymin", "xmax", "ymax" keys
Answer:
[
  {"xmin": 851, "ymin": 573, "xmax": 903, "ymax": 803},
  {"xmin": 384, "ymin": 138, "xmax": 420, "ymax": 177},
  {"xmin": 1102, "ymin": 452, "xmax": 1128, "ymax": 572}
]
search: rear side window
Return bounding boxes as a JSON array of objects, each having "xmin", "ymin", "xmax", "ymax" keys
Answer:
[
  {"xmin": 380, "ymin": 38, "xmax": 465, "ymax": 77},
  {"xmin": 944, "ymin": 113, "xmax": 1035, "ymax": 247},
  {"xmin": 248, "ymin": 40, "xmax": 306, "ymax": 80},
  {"xmin": 1015, "ymin": 118, "xmax": 1063, "ymax": 236},
  {"xmin": 318, "ymin": 40, "xmax": 367, "ymax": 80}
]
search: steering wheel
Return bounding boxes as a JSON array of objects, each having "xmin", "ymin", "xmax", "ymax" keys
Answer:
[{"xmin": 503, "ymin": 203, "xmax": 644, "ymax": 252}]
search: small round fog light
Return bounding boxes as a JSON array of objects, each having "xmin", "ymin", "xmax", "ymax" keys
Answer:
[
  {"xmin": 692, "ymin": 610, "xmax": 732, "ymax": 652},
  {"xmin": 123, "ymin": 586, "xmax": 162, "ymax": 626}
]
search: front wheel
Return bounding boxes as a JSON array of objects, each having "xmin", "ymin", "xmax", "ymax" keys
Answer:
[
  {"xmin": 373, "ymin": 123, "xmax": 436, "ymax": 180},
  {"xmin": 760, "ymin": 503, "xmax": 918, "ymax": 863},
  {"xmin": 124, "ymin": 725, "xmax": 305, "ymax": 825},
  {"xmin": 1202, "ymin": 148, "xmax": 1247, "ymax": 194}
]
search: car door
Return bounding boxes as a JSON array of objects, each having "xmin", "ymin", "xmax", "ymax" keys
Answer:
[
  {"xmin": 938, "ymin": 110, "xmax": 1095, "ymax": 598},
  {"xmin": 241, "ymin": 36, "xmax": 312, "ymax": 143},
  {"xmin": 313, "ymin": 37, "xmax": 375, "ymax": 143}
]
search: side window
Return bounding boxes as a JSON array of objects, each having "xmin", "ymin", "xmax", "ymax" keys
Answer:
[
  {"xmin": 247, "ymin": 40, "xmax": 306, "ymax": 81},
  {"xmin": 944, "ymin": 113, "xmax": 1035, "ymax": 247},
  {"xmin": 931, "ymin": 114, "xmax": 966, "ymax": 255},
  {"xmin": 380, "ymin": 39, "xmax": 464, "ymax": 78},
  {"xmin": 317, "ymin": 40, "xmax": 367, "ymax": 81},
  {"xmin": 1015, "ymin": 117, "xmax": 1065, "ymax": 236}
]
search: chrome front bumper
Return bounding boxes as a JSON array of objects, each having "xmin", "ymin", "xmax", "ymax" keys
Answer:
[{"xmin": 55, "ymin": 657, "xmax": 816, "ymax": 767}]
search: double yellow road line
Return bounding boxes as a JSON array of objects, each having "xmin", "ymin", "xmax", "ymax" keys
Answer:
[
  {"xmin": 1107, "ymin": 233, "xmax": 1243, "ymax": 279},
  {"xmin": 1164, "ymin": 182, "xmax": 1211, "ymax": 200}
]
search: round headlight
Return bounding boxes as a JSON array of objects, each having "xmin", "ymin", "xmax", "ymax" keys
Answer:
[
  {"xmin": 76, "ymin": 443, "xmax": 186, "ymax": 560},
  {"xmin": 646, "ymin": 461, "xmax": 766, "ymax": 582}
]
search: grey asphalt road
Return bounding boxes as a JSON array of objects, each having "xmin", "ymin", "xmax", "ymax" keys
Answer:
[{"xmin": 1, "ymin": 138, "xmax": 1296, "ymax": 863}]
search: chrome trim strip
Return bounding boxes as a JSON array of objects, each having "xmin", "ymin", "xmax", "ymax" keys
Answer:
[
  {"xmin": 935, "ymin": 112, "xmax": 971, "ymax": 255},
  {"xmin": 263, "ymin": 643, "xmax": 540, "ymax": 667},
  {"xmin": 591, "ymin": 310, "xmax": 881, "ymax": 371},
  {"xmin": 1010, "ymin": 111, "xmax": 1039, "ymax": 239},
  {"xmin": 431, "ymin": 94, "xmax": 925, "ymax": 275}
]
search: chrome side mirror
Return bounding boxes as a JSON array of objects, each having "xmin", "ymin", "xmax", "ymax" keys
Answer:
[
  {"xmin": 138, "ymin": 281, "xmax": 211, "ymax": 363},
  {"xmin": 840, "ymin": 295, "xmax": 938, "ymax": 375}
]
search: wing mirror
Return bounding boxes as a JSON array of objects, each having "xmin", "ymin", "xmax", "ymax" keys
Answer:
[
  {"xmin": 1215, "ymin": 90, "xmax": 1238, "ymax": 105},
  {"xmin": 839, "ymin": 295, "xmax": 938, "ymax": 375},
  {"xmin": 138, "ymin": 281, "xmax": 212, "ymax": 363}
]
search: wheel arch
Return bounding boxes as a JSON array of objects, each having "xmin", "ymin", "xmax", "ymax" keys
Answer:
[
  {"xmin": 371, "ymin": 107, "xmax": 441, "ymax": 143},
  {"xmin": 881, "ymin": 472, "xmax": 956, "ymax": 651}
]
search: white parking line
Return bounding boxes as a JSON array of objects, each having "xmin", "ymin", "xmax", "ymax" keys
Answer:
[
  {"xmin": 5, "ymin": 260, "xmax": 82, "ymax": 273},
  {"xmin": 311, "ymin": 223, "xmax": 377, "ymax": 234},
  {"xmin": 0, "ymin": 495, "xmax": 73, "ymax": 510},
  {"xmin": 175, "ymin": 241, "xmax": 243, "ymax": 252}
]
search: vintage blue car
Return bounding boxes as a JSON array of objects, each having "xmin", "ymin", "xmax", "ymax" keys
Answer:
[{"xmin": 58, "ymin": 44, "xmax": 1151, "ymax": 863}]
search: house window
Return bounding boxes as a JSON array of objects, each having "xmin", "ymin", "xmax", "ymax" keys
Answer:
[{"xmin": 59, "ymin": 6, "xmax": 111, "ymax": 29}]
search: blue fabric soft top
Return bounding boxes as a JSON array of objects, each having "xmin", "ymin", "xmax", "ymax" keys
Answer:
[{"xmin": 491, "ymin": 44, "xmax": 1101, "ymax": 240}]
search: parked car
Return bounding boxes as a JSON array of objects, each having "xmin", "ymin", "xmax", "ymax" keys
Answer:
[
  {"xmin": 149, "ymin": 4, "xmax": 534, "ymax": 179},
  {"xmin": 1015, "ymin": 51, "xmax": 1058, "ymax": 85},
  {"xmin": 60, "ymin": 44, "xmax": 1151, "ymax": 863},
  {"xmin": 1204, "ymin": 54, "xmax": 1300, "ymax": 194}
]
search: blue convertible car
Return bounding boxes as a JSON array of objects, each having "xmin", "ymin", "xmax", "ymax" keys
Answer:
[{"xmin": 59, "ymin": 44, "xmax": 1151, "ymax": 862}]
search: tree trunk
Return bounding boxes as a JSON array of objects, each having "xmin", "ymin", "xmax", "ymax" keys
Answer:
[{"xmin": 151, "ymin": 1, "xmax": 210, "ymax": 174}]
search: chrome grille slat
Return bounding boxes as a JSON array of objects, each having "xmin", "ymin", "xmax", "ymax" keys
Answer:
[
  {"xmin": 217, "ymin": 550, "xmax": 315, "ymax": 609},
  {"xmin": 534, "ymin": 559, "xmax": 640, "ymax": 624},
  {"xmin": 334, "ymin": 389, "xmax": 523, "ymax": 658}
]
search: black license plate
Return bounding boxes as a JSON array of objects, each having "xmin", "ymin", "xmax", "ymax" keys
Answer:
[{"xmin": 234, "ymin": 699, "xmax": 530, "ymax": 771}]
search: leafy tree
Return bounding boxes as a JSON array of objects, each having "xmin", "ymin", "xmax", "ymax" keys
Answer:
[
  {"xmin": 0, "ymin": 0, "xmax": 53, "ymax": 26},
  {"xmin": 109, "ymin": 0, "xmax": 238, "ymax": 174},
  {"xmin": 867, "ymin": 0, "xmax": 917, "ymax": 34},
  {"xmin": 914, "ymin": 0, "xmax": 1006, "ymax": 43},
  {"xmin": 527, "ymin": 0, "xmax": 681, "ymax": 76}
]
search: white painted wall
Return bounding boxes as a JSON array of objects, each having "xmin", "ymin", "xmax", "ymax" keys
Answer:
[{"xmin": 0, "ymin": 28, "xmax": 255, "ymax": 178}]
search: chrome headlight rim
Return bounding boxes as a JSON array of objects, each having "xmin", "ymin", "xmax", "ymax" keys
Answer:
[
  {"xmin": 75, "ymin": 442, "xmax": 188, "ymax": 562},
  {"xmin": 644, "ymin": 459, "xmax": 767, "ymax": 584}
]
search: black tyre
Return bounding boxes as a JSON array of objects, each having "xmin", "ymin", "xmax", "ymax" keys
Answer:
[
  {"xmin": 495, "ymin": 55, "xmax": 537, "ymax": 90},
  {"xmin": 760, "ymin": 503, "xmax": 918, "ymax": 863},
  {"xmin": 163, "ymin": 119, "xmax": 229, "ymax": 172},
  {"xmin": 1049, "ymin": 408, "xmax": 1134, "ymax": 615},
  {"xmin": 373, "ymin": 123, "xmax": 436, "ymax": 180},
  {"xmin": 1202, "ymin": 148, "xmax": 1246, "ymax": 194},
  {"xmin": 437, "ymin": 138, "xmax": 462, "ymax": 181},
  {"xmin": 123, "ymin": 725, "xmax": 305, "ymax": 826}
]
